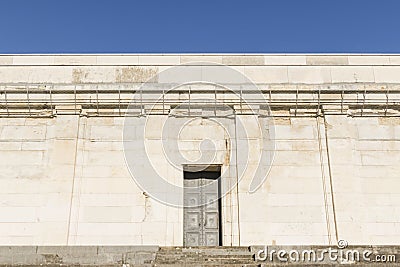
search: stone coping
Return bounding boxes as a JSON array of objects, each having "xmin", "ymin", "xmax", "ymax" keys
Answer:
[
  {"xmin": 0, "ymin": 54, "xmax": 400, "ymax": 66},
  {"xmin": 0, "ymin": 246, "xmax": 397, "ymax": 265}
]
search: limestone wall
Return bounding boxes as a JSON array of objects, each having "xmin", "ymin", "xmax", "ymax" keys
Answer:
[
  {"xmin": 0, "ymin": 54, "xmax": 400, "ymax": 84},
  {"xmin": 0, "ymin": 55, "xmax": 399, "ymax": 246},
  {"xmin": 1, "ymin": 115, "xmax": 399, "ymax": 245}
]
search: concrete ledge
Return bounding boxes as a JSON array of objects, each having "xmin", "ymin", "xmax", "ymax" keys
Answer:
[
  {"xmin": 0, "ymin": 246, "xmax": 397, "ymax": 266},
  {"xmin": 1, "ymin": 54, "xmax": 400, "ymax": 66},
  {"xmin": 0, "ymin": 246, "xmax": 159, "ymax": 266}
]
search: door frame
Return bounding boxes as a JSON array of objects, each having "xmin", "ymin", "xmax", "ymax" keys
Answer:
[{"xmin": 183, "ymin": 164, "xmax": 222, "ymax": 246}]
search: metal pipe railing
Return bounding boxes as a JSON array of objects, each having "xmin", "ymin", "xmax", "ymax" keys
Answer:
[{"xmin": 0, "ymin": 84, "xmax": 399, "ymax": 117}]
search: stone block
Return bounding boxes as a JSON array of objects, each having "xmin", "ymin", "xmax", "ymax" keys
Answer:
[
  {"xmin": 0, "ymin": 207, "xmax": 37, "ymax": 222},
  {"xmin": 362, "ymin": 178, "xmax": 400, "ymax": 193},
  {"xmin": 80, "ymin": 206, "xmax": 133, "ymax": 223},
  {"xmin": 365, "ymin": 207, "xmax": 400, "ymax": 222},
  {"xmin": 78, "ymin": 193, "xmax": 143, "ymax": 207},
  {"xmin": 37, "ymin": 245, "xmax": 97, "ymax": 255},
  {"xmin": 266, "ymin": 193, "xmax": 323, "ymax": 207},
  {"xmin": 49, "ymin": 139, "xmax": 77, "ymax": 165},
  {"xmin": 291, "ymin": 140, "xmax": 319, "ymax": 151},
  {"xmin": 0, "ymin": 118, "xmax": 25, "ymax": 126},
  {"xmin": 0, "ymin": 193, "xmax": 45, "ymax": 207},
  {"xmin": 37, "ymin": 205, "xmax": 70, "ymax": 222},
  {"xmin": 51, "ymin": 115, "xmax": 79, "ymax": 139},
  {"xmin": 39, "ymin": 180, "xmax": 72, "ymax": 194},
  {"xmin": 374, "ymin": 66, "xmax": 400, "ymax": 83},
  {"xmin": 268, "ymin": 165, "xmax": 321, "ymax": 178},
  {"xmin": 90, "ymin": 125, "xmax": 123, "ymax": 141},
  {"xmin": 248, "ymin": 206, "xmax": 326, "ymax": 223},
  {"xmin": 36, "ymin": 222, "xmax": 68, "ymax": 244},
  {"xmin": 0, "ymin": 142, "xmax": 22, "ymax": 150},
  {"xmin": 180, "ymin": 55, "xmax": 223, "ymax": 64},
  {"xmin": 364, "ymin": 223, "xmax": 400, "ymax": 236},
  {"xmin": 12, "ymin": 254, "xmax": 44, "ymax": 265},
  {"xmin": 356, "ymin": 140, "xmax": 400, "ymax": 151},
  {"xmin": 267, "ymin": 177, "xmax": 322, "ymax": 194},
  {"xmin": 325, "ymin": 116, "xmax": 358, "ymax": 139},
  {"xmin": 0, "ymin": 246, "xmax": 39, "ymax": 257},
  {"xmin": 243, "ymin": 66, "xmax": 288, "ymax": 83},
  {"xmin": 0, "ymin": 66, "xmax": 72, "ymax": 83},
  {"xmin": 141, "ymin": 222, "xmax": 166, "ymax": 235},
  {"xmin": 138, "ymin": 55, "xmax": 180, "ymax": 65},
  {"xmin": 0, "ymin": 223, "xmax": 38, "ymax": 237},
  {"xmin": 331, "ymin": 66, "xmax": 375, "ymax": 83},
  {"xmin": 158, "ymin": 65, "xmax": 201, "ymax": 83},
  {"xmin": 86, "ymin": 150, "xmax": 125, "ymax": 165},
  {"xmin": 0, "ymin": 236, "xmax": 35, "ymax": 245},
  {"xmin": 264, "ymin": 55, "xmax": 307, "ymax": 65},
  {"xmin": 348, "ymin": 55, "xmax": 391, "ymax": 65},
  {"xmin": 0, "ymin": 179, "xmax": 42, "ymax": 194},
  {"xmin": 97, "ymin": 55, "xmax": 139, "ymax": 65},
  {"xmin": 77, "ymin": 223, "xmax": 143, "ymax": 236},
  {"xmin": 0, "ymin": 125, "xmax": 46, "ymax": 140},
  {"xmin": 267, "ymin": 222, "xmax": 327, "ymax": 236},
  {"xmin": 357, "ymin": 124, "xmax": 395, "ymax": 140},
  {"xmin": 288, "ymin": 66, "xmax": 332, "ymax": 84},
  {"xmin": 0, "ymin": 56, "xmax": 13, "ymax": 65},
  {"xmin": 306, "ymin": 55, "xmax": 349, "ymax": 65},
  {"xmin": 115, "ymin": 66, "xmax": 158, "ymax": 83},
  {"xmin": 54, "ymin": 55, "xmax": 97, "ymax": 65},
  {"xmin": 80, "ymin": 178, "xmax": 135, "ymax": 194},
  {"xmin": 273, "ymin": 150, "xmax": 320, "ymax": 166},
  {"xmin": 332, "ymin": 176, "xmax": 363, "ymax": 193},
  {"xmin": 222, "ymin": 55, "xmax": 264, "ymax": 65},
  {"xmin": 21, "ymin": 141, "xmax": 46, "ymax": 151},
  {"xmin": 0, "ymin": 151, "xmax": 43, "ymax": 165},
  {"xmin": 200, "ymin": 65, "xmax": 246, "ymax": 84},
  {"xmin": 359, "ymin": 165, "xmax": 400, "ymax": 178},
  {"xmin": 389, "ymin": 56, "xmax": 400, "ymax": 65},
  {"xmin": 145, "ymin": 201, "xmax": 168, "ymax": 222},
  {"xmin": 274, "ymin": 124, "xmax": 315, "ymax": 140},
  {"xmin": 12, "ymin": 55, "xmax": 55, "ymax": 65},
  {"xmin": 71, "ymin": 67, "xmax": 116, "ymax": 83},
  {"xmin": 274, "ymin": 140, "xmax": 292, "ymax": 150}
]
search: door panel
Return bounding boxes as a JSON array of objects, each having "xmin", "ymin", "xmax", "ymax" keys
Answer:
[
  {"xmin": 186, "ymin": 233, "xmax": 200, "ymax": 247},
  {"xmin": 183, "ymin": 177, "xmax": 220, "ymax": 246},
  {"xmin": 204, "ymin": 212, "xmax": 218, "ymax": 228},
  {"xmin": 205, "ymin": 232, "xmax": 219, "ymax": 246},
  {"xmin": 184, "ymin": 179, "xmax": 202, "ymax": 246},
  {"xmin": 186, "ymin": 212, "xmax": 201, "ymax": 229}
]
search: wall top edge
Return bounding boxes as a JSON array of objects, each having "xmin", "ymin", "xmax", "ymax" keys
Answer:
[
  {"xmin": 1, "ymin": 54, "xmax": 400, "ymax": 67},
  {"xmin": 1, "ymin": 53, "xmax": 400, "ymax": 56}
]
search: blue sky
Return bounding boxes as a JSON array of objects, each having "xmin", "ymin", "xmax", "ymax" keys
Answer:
[{"xmin": 0, "ymin": 0, "xmax": 399, "ymax": 53}]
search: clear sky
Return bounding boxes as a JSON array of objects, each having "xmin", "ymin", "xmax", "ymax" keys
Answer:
[{"xmin": 0, "ymin": 0, "xmax": 399, "ymax": 53}]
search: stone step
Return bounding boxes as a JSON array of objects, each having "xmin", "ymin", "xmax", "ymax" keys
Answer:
[
  {"xmin": 160, "ymin": 246, "xmax": 250, "ymax": 251},
  {"xmin": 155, "ymin": 259, "xmax": 257, "ymax": 264},
  {"xmin": 156, "ymin": 261, "xmax": 256, "ymax": 264},
  {"xmin": 156, "ymin": 253, "xmax": 253, "ymax": 259},
  {"xmin": 156, "ymin": 255, "xmax": 254, "ymax": 260},
  {"xmin": 155, "ymin": 264, "xmax": 260, "ymax": 267},
  {"xmin": 157, "ymin": 247, "xmax": 252, "ymax": 255},
  {"xmin": 154, "ymin": 247, "xmax": 257, "ymax": 266},
  {"xmin": 157, "ymin": 252, "xmax": 253, "ymax": 256}
]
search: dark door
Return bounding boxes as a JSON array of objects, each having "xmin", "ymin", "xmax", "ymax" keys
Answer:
[{"xmin": 183, "ymin": 172, "xmax": 221, "ymax": 246}]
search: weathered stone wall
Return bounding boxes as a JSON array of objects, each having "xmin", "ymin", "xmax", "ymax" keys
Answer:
[
  {"xmin": 1, "ymin": 115, "xmax": 399, "ymax": 246},
  {"xmin": 1, "ymin": 54, "xmax": 400, "ymax": 84},
  {"xmin": 0, "ymin": 55, "xmax": 399, "ymax": 247}
]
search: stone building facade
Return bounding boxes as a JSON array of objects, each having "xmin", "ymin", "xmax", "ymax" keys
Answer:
[{"xmin": 0, "ymin": 54, "xmax": 399, "ymax": 247}]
